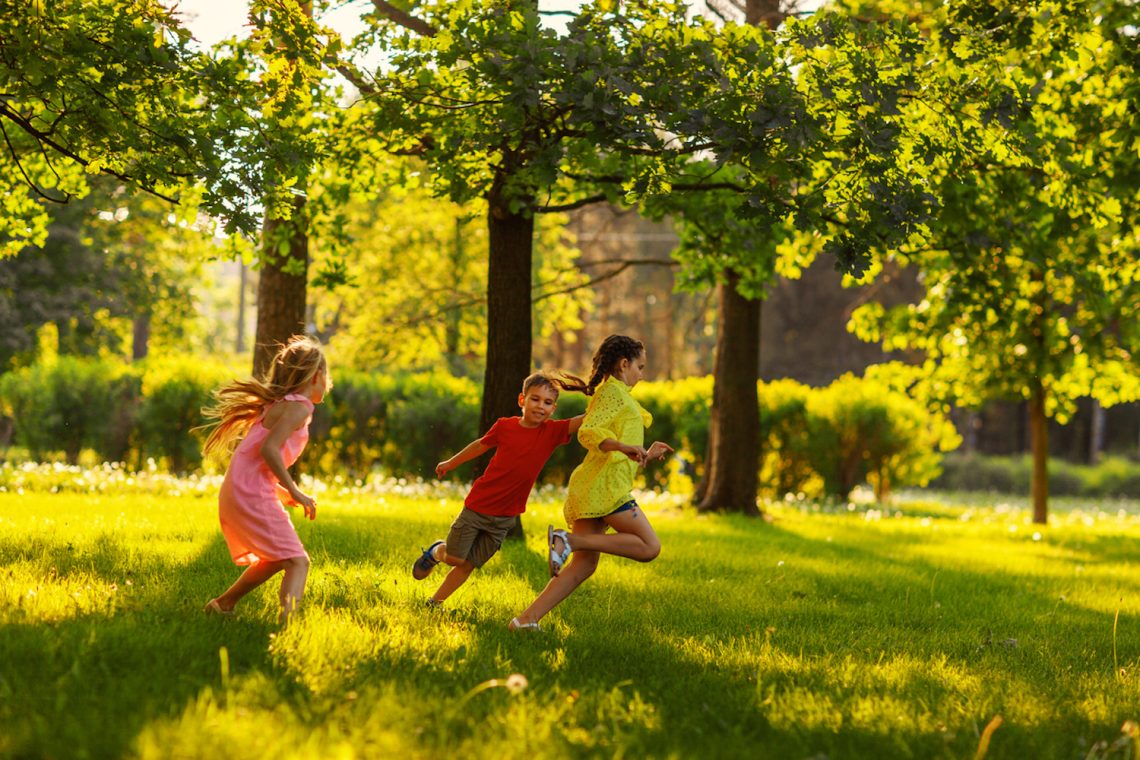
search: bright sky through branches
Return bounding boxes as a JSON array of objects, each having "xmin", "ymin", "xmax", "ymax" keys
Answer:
[{"xmin": 172, "ymin": 0, "xmax": 589, "ymax": 46}]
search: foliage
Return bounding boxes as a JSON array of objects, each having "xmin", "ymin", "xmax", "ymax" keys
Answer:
[
  {"xmin": 0, "ymin": 356, "xmax": 137, "ymax": 464},
  {"xmin": 0, "ymin": 357, "xmax": 959, "ymax": 497},
  {"xmin": 0, "ymin": 0, "xmax": 269, "ymax": 253},
  {"xmin": 844, "ymin": 0, "xmax": 1140, "ymax": 520},
  {"xmin": 4, "ymin": 489, "xmax": 1140, "ymax": 759},
  {"xmin": 758, "ymin": 378, "xmax": 816, "ymax": 497},
  {"xmin": 804, "ymin": 371, "xmax": 960, "ymax": 501},
  {"xmin": 934, "ymin": 453, "xmax": 1140, "ymax": 500},
  {"xmin": 309, "ymin": 164, "xmax": 591, "ymax": 375},
  {"xmin": 0, "ymin": 179, "xmax": 218, "ymax": 370},
  {"xmin": 136, "ymin": 355, "xmax": 236, "ymax": 473}
]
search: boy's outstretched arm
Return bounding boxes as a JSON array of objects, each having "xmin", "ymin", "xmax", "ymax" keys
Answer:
[
  {"xmin": 436, "ymin": 439, "xmax": 491, "ymax": 478},
  {"xmin": 567, "ymin": 414, "xmax": 586, "ymax": 436}
]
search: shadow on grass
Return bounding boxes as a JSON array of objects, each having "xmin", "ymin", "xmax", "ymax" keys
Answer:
[
  {"xmin": 3, "ymin": 505, "xmax": 1138, "ymax": 759},
  {"xmin": 0, "ymin": 532, "xmax": 285, "ymax": 758}
]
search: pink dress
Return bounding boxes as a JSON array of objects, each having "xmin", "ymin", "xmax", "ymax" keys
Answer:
[{"xmin": 218, "ymin": 393, "xmax": 313, "ymax": 565}]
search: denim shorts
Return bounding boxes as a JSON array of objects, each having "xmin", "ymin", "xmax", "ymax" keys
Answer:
[{"xmin": 608, "ymin": 499, "xmax": 638, "ymax": 516}]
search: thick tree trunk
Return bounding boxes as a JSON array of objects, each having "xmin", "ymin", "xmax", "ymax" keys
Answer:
[
  {"xmin": 253, "ymin": 197, "xmax": 308, "ymax": 377},
  {"xmin": 482, "ymin": 191, "xmax": 534, "ymax": 538},
  {"xmin": 697, "ymin": 278, "xmax": 761, "ymax": 516},
  {"xmin": 693, "ymin": 0, "xmax": 778, "ymax": 516},
  {"xmin": 1029, "ymin": 379, "xmax": 1048, "ymax": 524}
]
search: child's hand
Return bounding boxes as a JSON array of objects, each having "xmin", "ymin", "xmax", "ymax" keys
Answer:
[
  {"xmin": 291, "ymin": 489, "xmax": 317, "ymax": 520},
  {"xmin": 645, "ymin": 441, "xmax": 675, "ymax": 463},
  {"xmin": 435, "ymin": 460, "xmax": 453, "ymax": 479},
  {"xmin": 620, "ymin": 444, "xmax": 648, "ymax": 466}
]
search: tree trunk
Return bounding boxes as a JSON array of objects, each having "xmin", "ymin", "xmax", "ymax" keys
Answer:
[
  {"xmin": 697, "ymin": 277, "xmax": 761, "ymax": 516},
  {"xmin": 481, "ymin": 189, "xmax": 534, "ymax": 538},
  {"xmin": 693, "ymin": 0, "xmax": 778, "ymax": 516},
  {"xmin": 131, "ymin": 313, "xmax": 150, "ymax": 361},
  {"xmin": 253, "ymin": 196, "xmax": 308, "ymax": 377},
  {"xmin": 1089, "ymin": 398, "xmax": 1105, "ymax": 464},
  {"xmin": 236, "ymin": 260, "xmax": 247, "ymax": 354},
  {"xmin": 1029, "ymin": 378, "xmax": 1048, "ymax": 524}
]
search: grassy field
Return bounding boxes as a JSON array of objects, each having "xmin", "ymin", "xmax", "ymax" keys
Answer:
[{"xmin": 2, "ymin": 477, "xmax": 1140, "ymax": 759}]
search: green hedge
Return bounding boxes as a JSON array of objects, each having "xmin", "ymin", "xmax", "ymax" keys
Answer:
[
  {"xmin": 0, "ymin": 358, "xmax": 957, "ymax": 498},
  {"xmin": 932, "ymin": 452, "xmax": 1140, "ymax": 498}
]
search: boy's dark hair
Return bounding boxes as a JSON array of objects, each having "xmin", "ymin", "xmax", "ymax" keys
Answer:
[{"xmin": 521, "ymin": 370, "xmax": 587, "ymax": 396}]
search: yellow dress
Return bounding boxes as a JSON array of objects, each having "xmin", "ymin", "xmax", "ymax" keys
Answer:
[{"xmin": 563, "ymin": 375, "xmax": 653, "ymax": 523}]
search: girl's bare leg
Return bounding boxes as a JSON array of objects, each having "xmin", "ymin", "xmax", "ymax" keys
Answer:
[
  {"xmin": 564, "ymin": 506, "xmax": 661, "ymax": 562},
  {"xmin": 513, "ymin": 518, "xmax": 606, "ymax": 626},
  {"xmin": 212, "ymin": 558, "xmax": 287, "ymax": 611},
  {"xmin": 278, "ymin": 555, "xmax": 310, "ymax": 624},
  {"xmin": 432, "ymin": 560, "xmax": 476, "ymax": 603}
]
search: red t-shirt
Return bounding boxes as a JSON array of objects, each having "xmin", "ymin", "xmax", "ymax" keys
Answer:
[{"xmin": 465, "ymin": 416, "xmax": 574, "ymax": 517}]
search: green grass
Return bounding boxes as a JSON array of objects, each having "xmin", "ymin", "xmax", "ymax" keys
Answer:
[{"xmin": 2, "ymin": 483, "xmax": 1140, "ymax": 759}]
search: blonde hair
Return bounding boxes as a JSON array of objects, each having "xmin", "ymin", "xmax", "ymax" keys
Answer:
[{"xmin": 200, "ymin": 335, "xmax": 328, "ymax": 459}]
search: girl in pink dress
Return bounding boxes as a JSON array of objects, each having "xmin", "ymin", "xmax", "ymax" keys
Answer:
[{"xmin": 199, "ymin": 335, "xmax": 331, "ymax": 625}]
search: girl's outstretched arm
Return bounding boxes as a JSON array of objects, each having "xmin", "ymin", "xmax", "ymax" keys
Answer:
[
  {"xmin": 260, "ymin": 401, "xmax": 316, "ymax": 519},
  {"xmin": 436, "ymin": 439, "xmax": 491, "ymax": 478}
]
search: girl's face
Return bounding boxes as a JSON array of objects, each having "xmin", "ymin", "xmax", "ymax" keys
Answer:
[
  {"xmin": 308, "ymin": 364, "xmax": 331, "ymax": 404},
  {"xmin": 615, "ymin": 350, "xmax": 647, "ymax": 388},
  {"xmin": 518, "ymin": 384, "xmax": 558, "ymax": 428}
]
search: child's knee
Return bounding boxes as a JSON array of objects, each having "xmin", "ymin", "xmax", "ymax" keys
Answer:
[
  {"xmin": 286, "ymin": 555, "xmax": 311, "ymax": 571},
  {"xmin": 638, "ymin": 539, "xmax": 661, "ymax": 563}
]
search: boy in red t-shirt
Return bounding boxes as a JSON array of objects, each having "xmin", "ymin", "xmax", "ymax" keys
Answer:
[{"xmin": 412, "ymin": 371, "xmax": 584, "ymax": 607}]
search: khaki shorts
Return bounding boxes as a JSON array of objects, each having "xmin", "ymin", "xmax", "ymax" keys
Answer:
[{"xmin": 446, "ymin": 508, "xmax": 516, "ymax": 568}]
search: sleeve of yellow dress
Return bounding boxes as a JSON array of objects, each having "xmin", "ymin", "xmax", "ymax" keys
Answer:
[{"xmin": 577, "ymin": 382, "xmax": 624, "ymax": 451}]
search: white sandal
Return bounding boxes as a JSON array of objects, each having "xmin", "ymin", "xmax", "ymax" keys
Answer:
[
  {"xmin": 548, "ymin": 525, "xmax": 571, "ymax": 577},
  {"xmin": 509, "ymin": 617, "xmax": 541, "ymax": 632}
]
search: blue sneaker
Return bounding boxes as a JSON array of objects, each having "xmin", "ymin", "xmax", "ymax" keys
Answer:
[{"xmin": 413, "ymin": 540, "xmax": 445, "ymax": 580}]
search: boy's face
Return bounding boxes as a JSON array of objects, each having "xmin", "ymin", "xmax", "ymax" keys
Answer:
[{"xmin": 518, "ymin": 384, "xmax": 558, "ymax": 427}]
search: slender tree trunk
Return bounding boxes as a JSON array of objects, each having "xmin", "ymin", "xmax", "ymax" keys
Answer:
[
  {"xmin": 1089, "ymin": 398, "xmax": 1105, "ymax": 464},
  {"xmin": 236, "ymin": 260, "xmax": 247, "ymax": 354},
  {"xmin": 131, "ymin": 313, "xmax": 150, "ymax": 361},
  {"xmin": 697, "ymin": 277, "xmax": 761, "ymax": 516},
  {"xmin": 482, "ymin": 187, "xmax": 534, "ymax": 538},
  {"xmin": 1029, "ymin": 378, "xmax": 1048, "ymax": 524},
  {"xmin": 254, "ymin": 196, "xmax": 308, "ymax": 377}
]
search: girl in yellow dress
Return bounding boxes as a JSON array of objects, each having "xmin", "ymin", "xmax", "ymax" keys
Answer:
[{"xmin": 509, "ymin": 334, "xmax": 673, "ymax": 631}]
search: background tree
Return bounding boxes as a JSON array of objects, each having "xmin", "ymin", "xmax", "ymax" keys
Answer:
[
  {"xmin": 0, "ymin": 0, "xmax": 267, "ymax": 253},
  {"xmin": 847, "ymin": 0, "xmax": 1140, "ymax": 523},
  {"xmin": 0, "ymin": 179, "xmax": 212, "ymax": 370}
]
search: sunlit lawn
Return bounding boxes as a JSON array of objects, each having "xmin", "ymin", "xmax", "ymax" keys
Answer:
[{"xmin": 2, "ymin": 478, "xmax": 1140, "ymax": 759}]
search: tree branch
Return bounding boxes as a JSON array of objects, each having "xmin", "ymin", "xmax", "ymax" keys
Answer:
[
  {"xmin": 534, "ymin": 259, "xmax": 677, "ymax": 303},
  {"xmin": 0, "ymin": 102, "xmax": 181, "ymax": 204},
  {"xmin": 371, "ymin": 0, "xmax": 436, "ymax": 37},
  {"xmin": 0, "ymin": 120, "xmax": 69, "ymax": 203},
  {"xmin": 537, "ymin": 193, "xmax": 609, "ymax": 213}
]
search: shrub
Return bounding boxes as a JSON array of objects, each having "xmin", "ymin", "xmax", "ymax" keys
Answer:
[
  {"xmin": 381, "ymin": 372, "xmax": 480, "ymax": 480},
  {"xmin": 805, "ymin": 370, "xmax": 960, "ymax": 501},
  {"xmin": 0, "ymin": 357, "xmax": 135, "ymax": 464},
  {"xmin": 759, "ymin": 379, "xmax": 815, "ymax": 498},
  {"xmin": 135, "ymin": 357, "xmax": 237, "ymax": 473}
]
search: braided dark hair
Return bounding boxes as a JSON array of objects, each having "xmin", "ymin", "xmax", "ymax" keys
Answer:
[{"xmin": 571, "ymin": 334, "xmax": 645, "ymax": 396}]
